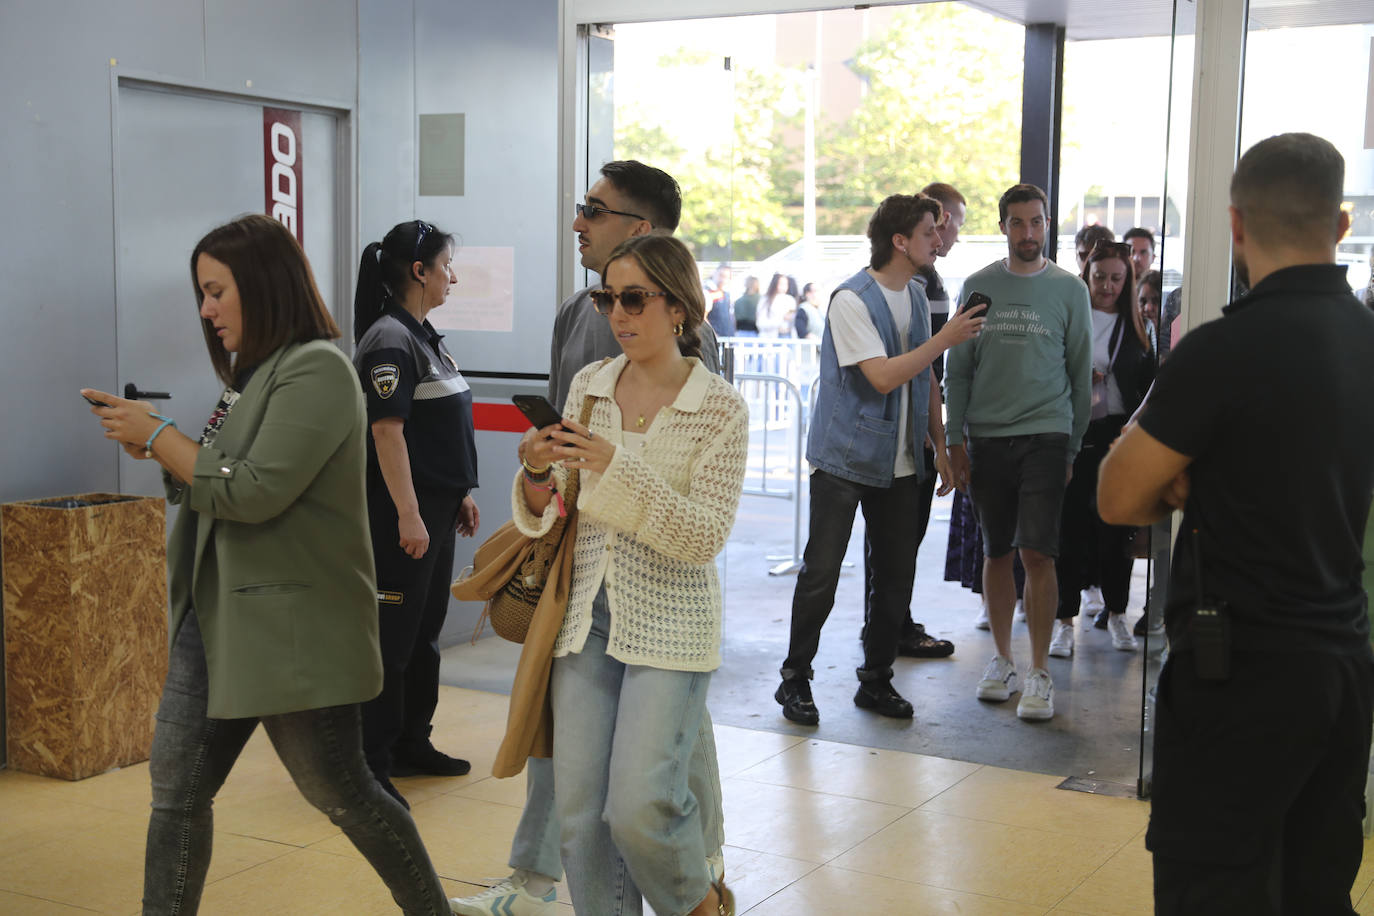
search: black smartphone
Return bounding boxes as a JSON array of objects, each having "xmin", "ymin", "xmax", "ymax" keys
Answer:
[
  {"xmin": 963, "ymin": 291, "xmax": 992, "ymax": 316},
  {"xmin": 82, "ymin": 394, "xmax": 111, "ymax": 408},
  {"xmin": 512, "ymin": 394, "xmax": 564, "ymax": 430}
]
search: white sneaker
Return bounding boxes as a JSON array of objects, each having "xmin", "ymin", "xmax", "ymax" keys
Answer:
[
  {"xmin": 976, "ymin": 655, "xmax": 1018, "ymax": 702},
  {"xmin": 1082, "ymin": 587, "xmax": 1105, "ymax": 613},
  {"xmin": 450, "ymin": 875, "xmax": 557, "ymax": 916},
  {"xmin": 1017, "ymin": 668, "xmax": 1055, "ymax": 720},
  {"xmin": 1048, "ymin": 620, "xmax": 1074, "ymax": 658},
  {"xmin": 974, "ymin": 602, "xmax": 990, "ymax": 630},
  {"xmin": 1108, "ymin": 614, "xmax": 1139, "ymax": 651},
  {"xmin": 1013, "ymin": 599, "xmax": 1026, "ymax": 623}
]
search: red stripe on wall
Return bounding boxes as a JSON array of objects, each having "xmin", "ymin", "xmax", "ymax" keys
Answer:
[{"xmin": 474, "ymin": 401, "xmax": 533, "ymax": 434}]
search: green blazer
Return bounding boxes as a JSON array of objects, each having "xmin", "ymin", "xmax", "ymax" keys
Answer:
[{"xmin": 166, "ymin": 340, "xmax": 383, "ymax": 719}]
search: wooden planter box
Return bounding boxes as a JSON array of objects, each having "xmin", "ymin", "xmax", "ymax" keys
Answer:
[{"xmin": 2, "ymin": 493, "xmax": 167, "ymax": 779}]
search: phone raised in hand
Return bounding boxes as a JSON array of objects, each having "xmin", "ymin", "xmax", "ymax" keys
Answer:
[
  {"xmin": 512, "ymin": 394, "xmax": 564, "ymax": 431},
  {"xmin": 963, "ymin": 291, "xmax": 992, "ymax": 316},
  {"xmin": 82, "ymin": 394, "xmax": 111, "ymax": 408}
]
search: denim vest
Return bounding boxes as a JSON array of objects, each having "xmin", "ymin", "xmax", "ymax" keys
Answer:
[{"xmin": 806, "ymin": 268, "xmax": 931, "ymax": 487}]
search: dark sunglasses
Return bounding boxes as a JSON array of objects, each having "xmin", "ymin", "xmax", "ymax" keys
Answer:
[
  {"xmin": 576, "ymin": 202, "xmax": 646, "ymax": 222},
  {"xmin": 589, "ymin": 288, "xmax": 668, "ymax": 316}
]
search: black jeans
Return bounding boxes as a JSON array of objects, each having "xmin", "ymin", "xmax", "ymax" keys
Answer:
[
  {"xmin": 784, "ymin": 470, "xmax": 922, "ymax": 680},
  {"xmin": 1056, "ymin": 416, "xmax": 1133, "ymax": 619},
  {"xmin": 1149, "ymin": 648, "xmax": 1374, "ymax": 915},
  {"xmin": 144, "ymin": 611, "xmax": 449, "ymax": 915},
  {"xmin": 861, "ymin": 446, "xmax": 935, "ymax": 631},
  {"xmin": 362, "ymin": 486, "xmax": 464, "ymax": 775}
]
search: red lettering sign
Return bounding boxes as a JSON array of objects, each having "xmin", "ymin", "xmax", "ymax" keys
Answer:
[{"xmin": 263, "ymin": 107, "xmax": 303, "ymax": 243}]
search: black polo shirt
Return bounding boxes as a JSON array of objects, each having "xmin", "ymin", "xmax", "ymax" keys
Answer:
[
  {"xmin": 1138, "ymin": 263, "xmax": 1374, "ymax": 655},
  {"xmin": 354, "ymin": 307, "xmax": 477, "ymax": 494}
]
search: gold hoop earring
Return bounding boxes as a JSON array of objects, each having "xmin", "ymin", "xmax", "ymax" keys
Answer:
[{"xmin": 673, "ymin": 321, "xmax": 684, "ymax": 337}]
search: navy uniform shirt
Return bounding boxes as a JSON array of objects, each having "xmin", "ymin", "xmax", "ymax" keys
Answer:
[{"xmin": 354, "ymin": 307, "xmax": 477, "ymax": 494}]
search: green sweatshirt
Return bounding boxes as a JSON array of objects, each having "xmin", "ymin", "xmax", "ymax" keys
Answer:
[{"xmin": 944, "ymin": 258, "xmax": 1093, "ymax": 456}]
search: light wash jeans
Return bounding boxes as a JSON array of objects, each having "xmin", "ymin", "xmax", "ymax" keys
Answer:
[
  {"xmin": 550, "ymin": 591, "xmax": 716, "ymax": 916},
  {"xmin": 143, "ymin": 610, "xmax": 450, "ymax": 915},
  {"xmin": 510, "ymin": 708, "xmax": 724, "ymax": 882}
]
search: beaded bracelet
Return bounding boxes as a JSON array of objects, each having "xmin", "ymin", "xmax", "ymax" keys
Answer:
[{"xmin": 144, "ymin": 412, "xmax": 177, "ymax": 458}]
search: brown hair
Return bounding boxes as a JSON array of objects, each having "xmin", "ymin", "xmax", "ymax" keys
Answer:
[
  {"xmin": 1231, "ymin": 132, "xmax": 1346, "ymax": 249},
  {"xmin": 190, "ymin": 214, "xmax": 339, "ymax": 386},
  {"xmin": 1082, "ymin": 241, "xmax": 1150, "ymax": 351},
  {"xmin": 868, "ymin": 194, "xmax": 943, "ymax": 270},
  {"xmin": 603, "ymin": 235, "xmax": 706, "ymax": 360}
]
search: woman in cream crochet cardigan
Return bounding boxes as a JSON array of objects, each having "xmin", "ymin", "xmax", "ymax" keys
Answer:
[{"xmin": 513, "ymin": 235, "xmax": 748, "ymax": 916}]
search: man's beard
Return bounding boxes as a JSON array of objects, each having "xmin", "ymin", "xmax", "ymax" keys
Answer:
[{"xmin": 1012, "ymin": 239, "xmax": 1043, "ymax": 263}]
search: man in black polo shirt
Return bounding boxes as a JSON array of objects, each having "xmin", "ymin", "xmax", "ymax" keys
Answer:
[{"xmin": 1098, "ymin": 132, "xmax": 1374, "ymax": 914}]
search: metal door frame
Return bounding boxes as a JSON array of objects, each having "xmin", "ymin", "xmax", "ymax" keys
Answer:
[{"xmin": 108, "ymin": 69, "xmax": 358, "ymax": 493}]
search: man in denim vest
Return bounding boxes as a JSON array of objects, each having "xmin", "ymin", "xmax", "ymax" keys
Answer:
[{"xmin": 776, "ymin": 194, "xmax": 987, "ymax": 725}]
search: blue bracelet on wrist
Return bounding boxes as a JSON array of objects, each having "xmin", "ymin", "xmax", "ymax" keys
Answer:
[{"xmin": 144, "ymin": 412, "xmax": 176, "ymax": 458}]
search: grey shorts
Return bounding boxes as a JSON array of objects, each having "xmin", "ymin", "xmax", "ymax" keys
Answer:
[{"xmin": 967, "ymin": 433, "xmax": 1071, "ymax": 558}]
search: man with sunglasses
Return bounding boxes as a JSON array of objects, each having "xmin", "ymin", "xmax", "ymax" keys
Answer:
[
  {"xmin": 776, "ymin": 193, "xmax": 986, "ymax": 727},
  {"xmin": 452, "ymin": 159, "xmax": 720, "ymax": 916}
]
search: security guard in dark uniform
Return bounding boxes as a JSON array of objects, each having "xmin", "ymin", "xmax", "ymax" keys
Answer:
[{"xmin": 352, "ymin": 219, "xmax": 479, "ymax": 808}]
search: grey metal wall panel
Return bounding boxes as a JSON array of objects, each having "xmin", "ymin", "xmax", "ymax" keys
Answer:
[
  {"xmin": 204, "ymin": 0, "xmax": 357, "ymax": 102},
  {"xmin": 358, "ymin": 0, "xmax": 417, "ymax": 244}
]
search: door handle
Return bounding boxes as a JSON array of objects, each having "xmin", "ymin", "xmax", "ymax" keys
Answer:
[{"xmin": 124, "ymin": 382, "xmax": 172, "ymax": 401}]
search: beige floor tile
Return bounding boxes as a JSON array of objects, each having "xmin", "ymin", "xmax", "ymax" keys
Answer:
[
  {"xmin": 0, "ymin": 889, "xmax": 100, "ymax": 914},
  {"xmin": 712, "ymin": 723, "xmax": 806, "ymax": 778},
  {"xmin": 195, "ymin": 846, "xmax": 469, "ymax": 915},
  {"xmin": 735, "ymin": 738, "xmax": 980, "ymax": 808},
  {"xmin": 720, "ymin": 777, "xmax": 908, "ymax": 863},
  {"xmin": 1359, "ymin": 882, "xmax": 1374, "ymax": 915},
  {"xmin": 920, "ymin": 765, "xmax": 1148, "ymax": 844},
  {"xmin": 1056, "ymin": 828, "xmax": 1152, "ymax": 915},
  {"xmin": 740, "ymin": 865, "xmax": 1048, "ymax": 915},
  {"xmin": 1352, "ymin": 836, "xmax": 1374, "ymax": 904},
  {"xmin": 10, "ymin": 762, "xmax": 155, "ymax": 818},
  {"xmin": 449, "ymin": 770, "xmax": 530, "ymax": 808},
  {"xmin": 712, "ymin": 845, "xmax": 818, "ymax": 915},
  {"xmin": 831, "ymin": 809, "xmax": 1111, "ymax": 908}
]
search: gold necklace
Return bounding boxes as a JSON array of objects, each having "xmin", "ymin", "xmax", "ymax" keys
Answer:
[{"xmin": 636, "ymin": 414, "xmax": 646, "ymax": 428}]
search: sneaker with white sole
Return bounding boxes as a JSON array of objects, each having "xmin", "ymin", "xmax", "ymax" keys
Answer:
[
  {"xmin": 1048, "ymin": 619, "xmax": 1074, "ymax": 658},
  {"xmin": 1013, "ymin": 599, "xmax": 1026, "ymax": 623},
  {"xmin": 975, "ymin": 655, "xmax": 1018, "ymax": 702},
  {"xmin": 974, "ymin": 603, "xmax": 990, "ymax": 630},
  {"xmin": 450, "ymin": 875, "xmax": 557, "ymax": 916},
  {"xmin": 1108, "ymin": 613, "xmax": 1139, "ymax": 651},
  {"xmin": 1082, "ymin": 586, "xmax": 1105, "ymax": 613},
  {"xmin": 1017, "ymin": 668, "xmax": 1054, "ymax": 720}
]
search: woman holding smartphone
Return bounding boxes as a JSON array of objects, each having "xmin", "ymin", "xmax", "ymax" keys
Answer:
[
  {"xmin": 513, "ymin": 235, "xmax": 746, "ymax": 915},
  {"xmin": 352, "ymin": 219, "xmax": 480, "ymax": 806},
  {"xmin": 83, "ymin": 214, "xmax": 451, "ymax": 914}
]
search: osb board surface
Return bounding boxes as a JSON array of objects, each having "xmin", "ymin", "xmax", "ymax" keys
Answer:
[{"xmin": 2, "ymin": 495, "xmax": 168, "ymax": 779}]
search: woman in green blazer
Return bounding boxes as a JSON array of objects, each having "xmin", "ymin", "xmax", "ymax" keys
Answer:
[{"xmin": 84, "ymin": 214, "xmax": 452, "ymax": 915}]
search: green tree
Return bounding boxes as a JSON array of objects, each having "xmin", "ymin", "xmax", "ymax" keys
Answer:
[{"xmin": 815, "ymin": 5, "xmax": 1025, "ymax": 235}]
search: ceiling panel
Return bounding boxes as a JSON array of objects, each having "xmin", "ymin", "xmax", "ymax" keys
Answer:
[{"xmin": 962, "ymin": 0, "xmax": 1374, "ymax": 41}]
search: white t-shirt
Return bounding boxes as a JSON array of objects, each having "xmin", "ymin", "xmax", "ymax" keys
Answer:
[
  {"xmin": 757, "ymin": 293, "xmax": 795, "ymax": 337},
  {"xmin": 828, "ymin": 285, "xmax": 918, "ymax": 478},
  {"xmin": 1091, "ymin": 309, "xmax": 1126, "ymax": 417}
]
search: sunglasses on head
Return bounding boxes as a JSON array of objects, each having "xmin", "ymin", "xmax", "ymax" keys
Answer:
[
  {"xmin": 576, "ymin": 202, "xmax": 646, "ymax": 222},
  {"xmin": 589, "ymin": 288, "xmax": 668, "ymax": 316},
  {"xmin": 412, "ymin": 221, "xmax": 432, "ymax": 261},
  {"xmin": 1089, "ymin": 240, "xmax": 1132, "ymax": 260}
]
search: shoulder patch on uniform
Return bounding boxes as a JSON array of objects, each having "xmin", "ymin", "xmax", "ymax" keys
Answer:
[{"xmin": 371, "ymin": 364, "xmax": 400, "ymax": 399}]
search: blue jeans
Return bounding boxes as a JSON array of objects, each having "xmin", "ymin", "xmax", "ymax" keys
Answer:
[
  {"xmin": 784, "ymin": 470, "xmax": 922, "ymax": 680},
  {"xmin": 551, "ymin": 592, "xmax": 715, "ymax": 916},
  {"xmin": 143, "ymin": 611, "xmax": 449, "ymax": 915},
  {"xmin": 510, "ymin": 714, "xmax": 725, "ymax": 882}
]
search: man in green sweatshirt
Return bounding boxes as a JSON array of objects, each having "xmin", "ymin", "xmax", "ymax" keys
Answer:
[{"xmin": 945, "ymin": 184, "xmax": 1092, "ymax": 722}]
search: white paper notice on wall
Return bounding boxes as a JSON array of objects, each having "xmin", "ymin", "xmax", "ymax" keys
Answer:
[
  {"xmin": 428, "ymin": 246, "xmax": 515, "ymax": 333},
  {"xmin": 1367, "ymin": 39, "xmax": 1374, "ymax": 149}
]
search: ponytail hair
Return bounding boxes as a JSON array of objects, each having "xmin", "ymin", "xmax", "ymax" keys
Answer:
[
  {"xmin": 603, "ymin": 235, "xmax": 705, "ymax": 361},
  {"xmin": 353, "ymin": 219, "xmax": 455, "ymax": 342}
]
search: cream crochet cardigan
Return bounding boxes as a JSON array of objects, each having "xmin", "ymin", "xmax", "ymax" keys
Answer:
[{"xmin": 509, "ymin": 355, "xmax": 749, "ymax": 672}]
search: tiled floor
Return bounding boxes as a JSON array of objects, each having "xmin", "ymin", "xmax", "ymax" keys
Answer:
[{"xmin": 1, "ymin": 685, "xmax": 1372, "ymax": 915}]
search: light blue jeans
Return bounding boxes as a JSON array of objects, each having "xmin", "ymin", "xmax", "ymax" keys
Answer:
[
  {"xmin": 550, "ymin": 591, "xmax": 716, "ymax": 916},
  {"xmin": 510, "ymin": 709, "xmax": 724, "ymax": 882}
]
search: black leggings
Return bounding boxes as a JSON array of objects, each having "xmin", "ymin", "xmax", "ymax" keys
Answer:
[{"xmin": 1056, "ymin": 415, "xmax": 1134, "ymax": 619}]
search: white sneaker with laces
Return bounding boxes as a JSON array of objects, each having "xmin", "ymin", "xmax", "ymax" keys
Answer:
[
  {"xmin": 450, "ymin": 874, "xmax": 557, "ymax": 916},
  {"xmin": 1048, "ymin": 620, "xmax": 1074, "ymax": 658},
  {"xmin": 1013, "ymin": 599, "xmax": 1026, "ymax": 623},
  {"xmin": 974, "ymin": 602, "xmax": 990, "ymax": 630},
  {"xmin": 1017, "ymin": 668, "xmax": 1055, "ymax": 720},
  {"xmin": 1082, "ymin": 587, "xmax": 1105, "ymax": 613},
  {"xmin": 975, "ymin": 655, "xmax": 1018, "ymax": 702},
  {"xmin": 1108, "ymin": 613, "xmax": 1139, "ymax": 651}
]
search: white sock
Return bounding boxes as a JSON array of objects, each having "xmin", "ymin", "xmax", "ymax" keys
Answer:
[{"xmin": 514, "ymin": 868, "xmax": 556, "ymax": 897}]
